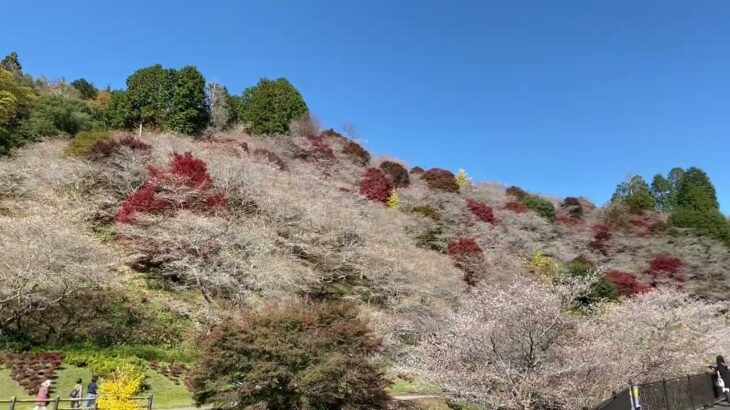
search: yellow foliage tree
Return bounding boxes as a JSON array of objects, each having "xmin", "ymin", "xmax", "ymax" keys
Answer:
[
  {"xmin": 0, "ymin": 68, "xmax": 35, "ymax": 129},
  {"xmin": 386, "ymin": 191, "xmax": 400, "ymax": 209},
  {"xmin": 455, "ymin": 169, "xmax": 471, "ymax": 186},
  {"xmin": 97, "ymin": 364, "xmax": 143, "ymax": 410},
  {"xmin": 91, "ymin": 90, "xmax": 112, "ymax": 111},
  {"xmin": 528, "ymin": 253, "xmax": 562, "ymax": 284}
]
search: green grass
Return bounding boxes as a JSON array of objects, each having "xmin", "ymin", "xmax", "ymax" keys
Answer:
[
  {"xmin": 0, "ymin": 366, "xmax": 193, "ymax": 410},
  {"xmin": 387, "ymin": 377, "xmax": 442, "ymax": 395}
]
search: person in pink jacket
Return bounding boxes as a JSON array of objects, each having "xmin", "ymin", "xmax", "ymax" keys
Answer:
[{"xmin": 34, "ymin": 380, "xmax": 52, "ymax": 410}]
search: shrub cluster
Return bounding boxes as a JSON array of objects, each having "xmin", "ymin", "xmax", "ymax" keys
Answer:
[
  {"xmin": 528, "ymin": 253, "xmax": 562, "ymax": 283},
  {"xmin": 297, "ymin": 134, "xmax": 335, "ymax": 162},
  {"xmin": 422, "ymin": 168, "xmax": 459, "ymax": 193},
  {"xmin": 466, "ymin": 199, "xmax": 496, "ymax": 224},
  {"xmin": 522, "ymin": 195, "xmax": 556, "ymax": 221},
  {"xmin": 1, "ymin": 352, "xmax": 64, "ymax": 394},
  {"xmin": 359, "ymin": 167, "xmax": 393, "ymax": 203},
  {"xmin": 341, "ymin": 140, "xmax": 371, "ymax": 166},
  {"xmin": 87, "ymin": 135, "xmax": 151, "ymax": 159},
  {"xmin": 648, "ymin": 254, "xmax": 683, "ymax": 275},
  {"xmin": 605, "ymin": 271, "xmax": 650, "ymax": 296},
  {"xmin": 410, "ymin": 205, "xmax": 442, "ymax": 221},
  {"xmin": 505, "ymin": 185, "xmax": 528, "ymax": 200},
  {"xmin": 560, "ymin": 196, "xmax": 584, "ymax": 218},
  {"xmin": 253, "ymin": 148, "xmax": 288, "ymax": 170},
  {"xmin": 589, "ymin": 224, "xmax": 611, "ymax": 254},
  {"xmin": 410, "ymin": 166, "xmax": 424, "ymax": 174},
  {"xmin": 117, "ymin": 152, "xmax": 226, "ymax": 223},
  {"xmin": 379, "ymin": 161, "xmax": 410, "ymax": 188},
  {"xmin": 189, "ymin": 301, "xmax": 389, "ymax": 410},
  {"xmin": 447, "ymin": 238, "xmax": 486, "ymax": 285},
  {"xmin": 505, "ymin": 201, "xmax": 527, "ymax": 213},
  {"xmin": 64, "ymin": 130, "xmax": 111, "ymax": 157}
]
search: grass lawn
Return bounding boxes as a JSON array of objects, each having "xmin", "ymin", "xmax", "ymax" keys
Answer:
[
  {"xmin": 387, "ymin": 377, "xmax": 442, "ymax": 395},
  {"xmin": 0, "ymin": 366, "xmax": 193, "ymax": 410}
]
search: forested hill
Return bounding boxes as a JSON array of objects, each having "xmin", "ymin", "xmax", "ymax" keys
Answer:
[{"xmin": 1, "ymin": 51, "xmax": 730, "ymax": 409}]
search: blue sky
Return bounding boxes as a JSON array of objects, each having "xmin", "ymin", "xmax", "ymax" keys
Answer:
[{"xmin": 2, "ymin": 0, "xmax": 729, "ymax": 212}]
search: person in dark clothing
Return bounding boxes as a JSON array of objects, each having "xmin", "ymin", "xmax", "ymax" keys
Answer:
[
  {"xmin": 85, "ymin": 377, "xmax": 98, "ymax": 409},
  {"xmin": 715, "ymin": 355, "xmax": 730, "ymax": 402}
]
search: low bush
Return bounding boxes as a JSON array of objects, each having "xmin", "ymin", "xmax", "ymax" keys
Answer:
[
  {"xmin": 605, "ymin": 271, "xmax": 650, "ymax": 296},
  {"xmin": 505, "ymin": 201, "xmax": 527, "ymax": 213},
  {"xmin": 253, "ymin": 148, "xmax": 287, "ymax": 170},
  {"xmin": 561, "ymin": 196, "xmax": 583, "ymax": 218},
  {"xmin": 117, "ymin": 152, "xmax": 226, "ymax": 223},
  {"xmin": 592, "ymin": 224, "xmax": 611, "ymax": 241},
  {"xmin": 189, "ymin": 301, "xmax": 389, "ymax": 409},
  {"xmin": 447, "ymin": 238, "xmax": 485, "ymax": 286},
  {"xmin": 379, "ymin": 161, "xmax": 410, "ymax": 188},
  {"xmin": 522, "ymin": 195, "xmax": 555, "ymax": 221},
  {"xmin": 118, "ymin": 136, "xmax": 151, "ymax": 151},
  {"xmin": 299, "ymin": 134, "xmax": 335, "ymax": 162},
  {"xmin": 466, "ymin": 199, "xmax": 496, "ymax": 224},
  {"xmin": 649, "ymin": 254, "xmax": 683, "ymax": 275},
  {"xmin": 359, "ymin": 167, "xmax": 393, "ymax": 203},
  {"xmin": 566, "ymin": 256, "xmax": 594, "ymax": 277},
  {"xmin": 410, "ymin": 166, "xmax": 424, "ymax": 174},
  {"xmin": 410, "ymin": 205, "xmax": 442, "ymax": 221},
  {"xmin": 505, "ymin": 185, "xmax": 528, "ymax": 200},
  {"xmin": 422, "ymin": 168, "xmax": 459, "ymax": 193},
  {"xmin": 341, "ymin": 140, "xmax": 371, "ymax": 166},
  {"xmin": 556, "ymin": 214, "xmax": 582, "ymax": 225},
  {"xmin": 64, "ymin": 130, "xmax": 111, "ymax": 157},
  {"xmin": 386, "ymin": 191, "xmax": 400, "ymax": 209},
  {"xmin": 528, "ymin": 253, "xmax": 562, "ymax": 283}
]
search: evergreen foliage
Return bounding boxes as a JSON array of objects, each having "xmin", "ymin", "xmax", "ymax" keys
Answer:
[
  {"xmin": 71, "ymin": 78, "xmax": 99, "ymax": 100},
  {"xmin": 239, "ymin": 77, "xmax": 308, "ymax": 135},
  {"xmin": 19, "ymin": 94, "xmax": 93, "ymax": 138}
]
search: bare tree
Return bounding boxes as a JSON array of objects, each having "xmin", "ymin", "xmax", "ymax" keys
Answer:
[{"xmin": 206, "ymin": 82, "xmax": 231, "ymax": 131}]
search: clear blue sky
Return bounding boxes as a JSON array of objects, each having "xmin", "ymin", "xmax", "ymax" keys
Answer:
[{"xmin": 2, "ymin": 0, "xmax": 729, "ymax": 213}]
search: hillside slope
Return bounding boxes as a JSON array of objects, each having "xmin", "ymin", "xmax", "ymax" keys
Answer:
[{"xmin": 1, "ymin": 128, "xmax": 729, "ymax": 408}]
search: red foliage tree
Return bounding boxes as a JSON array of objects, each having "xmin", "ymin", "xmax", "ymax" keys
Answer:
[
  {"xmin": 447, "ymin": 238, "xmax": 483, "ymax": 260},
  {"xmin": 359, "ymin": 168, "xmax": 392, "ymax": 203},
  {"xmin": 629, "ymin": 218, "xmax": 653, "ymax": 229},
  {"xmin": 117, "ymin": 152, "xmax": 226, "ymax": 223},
  {"xmin": 341, "ymin": 140, "xmax": 371, "ymax": 166},
  {"xmin": 379, "ymin": 161, "xmax": 410, "ymax": 188},
  {"xmin": 301, "ymin": 135, "xmax": 335, "ymax": 162},
  {"xmin": 605, "ymin": 271, "xmax": 650, "ymax": 296},
  {"xmin": 466, "ymin": 199, "xmax": 496, "ymax": 224},
  {"xmin": 649, "ymin": 254, "xmax": 683, "ymax": 275},
  {"xmin": 591, "ymin": 224, "xmax": 612, "ymax": 241},
  {"xmin": 447, "ymin": 238, "xmax": 485, "ymax": 286},
  {"xmin": 504, "ymin": 201, "xmax": 527, "ymax": 213},
  {"xmin": 422, "ymin": 168, "xmax": 459, "ymax": 193}
]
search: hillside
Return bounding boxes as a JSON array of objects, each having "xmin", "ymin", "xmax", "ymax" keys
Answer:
[{"xmin": 2, "ymin": 53, "xmax": 730, "ymax": 409}]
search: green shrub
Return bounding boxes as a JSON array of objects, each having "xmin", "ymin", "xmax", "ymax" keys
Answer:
[
  {"xmin": 522, "ymin": 195, "xmax": 555, "ymax": 221},
  {"xmin": 64, "ymin": 130, "xmax": 111, "ymax": 157},
  {"xmin": 71, "ymin": 78, "xmax": 98, "ymax": 100},
  {"xmin": 190, "ymin": 300, "xmax": 389, "ymax": 410},
  {"xmin": 19, "ymin": 95, "xmax": 93, "ymax": 139},
  {"xmin": 669, "ymin": 208, "xmax": 730, "ymax": 245},
  {"xmin": 239, "ymin": 77, "xmax": 308, "ymax": 135}
]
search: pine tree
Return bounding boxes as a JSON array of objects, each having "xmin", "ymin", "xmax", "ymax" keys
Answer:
[
  {"xmin": 674, "ymin": 167, "xmax": 719, "ymax": 211},
  {"xmin": 0, "ymin": 52, "xmax": 22, "ymax": 75}
]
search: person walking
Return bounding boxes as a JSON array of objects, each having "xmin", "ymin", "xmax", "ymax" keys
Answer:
[
  {"xmin": 85, "ymin": 377, "xmax": 98, "ymax": 409},
  {"xmin": 715, "ymin": 355, "xmax": 730, "ymax": 401},
  {"xmin": 34, "ymin": 380, "xmax": 52, "ymax": 410},
  {"xmin": 70, "ymin": 378, "xmax": 83, "ymax": 408}
]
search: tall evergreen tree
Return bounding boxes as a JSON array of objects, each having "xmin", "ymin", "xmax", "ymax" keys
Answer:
[
  {"xmin": 675, "ymin": 167, "xmax": 719, "ymax": 211},
  {"xmin": 125, "ymin": 64, "xmax": 175, "ymax": 130},
  {"xmin": 71, "ymin": 78, "xmax": 98, "ymax": 100},
  {"xmin": 240, "ymin": 78, "xmax": 308, "ymax": 135},
  {"xmin": 0, "ymin": 52, "xmax": 22, "ymax": 75},
  {"xmin": 650, "ymin": 174, "xmax": 671, "ymax": 211},
  {"xmin": 165, "ymin": 66, "xmax": 208, "ymax": 134}
]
